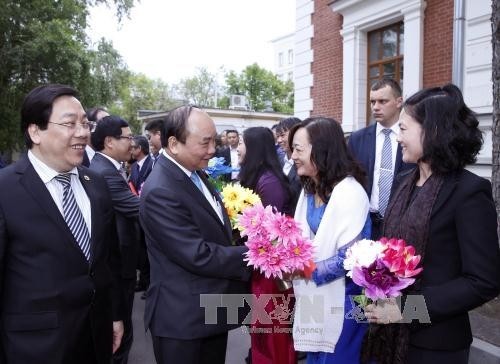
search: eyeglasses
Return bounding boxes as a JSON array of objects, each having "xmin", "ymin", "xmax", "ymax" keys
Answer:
[
  {"xmin": 116, "ymin": 135, "xmax": 134, "ymax": 141},
  {"xmin": 48, "ymin": 121, "xmax": 96, "ymax": 132}
]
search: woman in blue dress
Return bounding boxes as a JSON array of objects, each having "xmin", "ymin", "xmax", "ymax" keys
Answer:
[{"xmin": 288, "ymin": 117, "xmax": 370, "ymax": 364}]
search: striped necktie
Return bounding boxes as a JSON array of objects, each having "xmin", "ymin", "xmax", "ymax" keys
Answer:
[
  {"xmin": 378, "ymin": 129, "xmax": 393, "ymax": 217},
  {"xmin": 54, "ymin": 173, "xmax": 91, "ymax": 260}
]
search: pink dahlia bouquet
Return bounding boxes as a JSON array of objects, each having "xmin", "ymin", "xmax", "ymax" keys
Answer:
[
  {"xmin": 237, "ymin": 204, "xmax": 314, "ymax": 279},
  {"xmin": 343, "ymin": 237, "xmax": 423, "ymax": 305}
]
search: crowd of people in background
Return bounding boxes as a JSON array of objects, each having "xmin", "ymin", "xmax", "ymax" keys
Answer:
[{"xmin": 0, "ymin": 79, "xmax": 498, "ymax": 364}]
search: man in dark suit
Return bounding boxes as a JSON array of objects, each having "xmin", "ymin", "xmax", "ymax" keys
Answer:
[
  {"xmin": 0, "ymin": 84, "xmax": 124, "ymax": 363},
  {"xmin": 90, "ymin": 116, "xmax": 140, "ymax": 364},
  {"xmin": 276, "ymin": 117, "xmax": 302, "ymax": 214},
  {"xmin": 129, "ymin": 135, "xmax": 153, "ymax": 296},
  {"xmin": 129, "ymin": 135, "xmax": 153, "ymax": 195},
  {"xmin": 217, "ymin": 129, "xmax": 240, "ymax": 181},
  {"xmin": 348, "ymin": 78, "xmax": 412, "ymax": 239},
  {"xmin": 145, "ymin": 119, "xmax": 163, "ymax": 168},
  {"xmin": 82, "ymin": 107, "xmax": 109, "ymax": 167},
  {"xmin": 139, "ymin": 106, "xmax": 251, "ymax": 364}
]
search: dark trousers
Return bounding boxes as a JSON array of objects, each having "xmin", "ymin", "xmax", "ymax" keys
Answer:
[
  {"xmin": 112, "ymin": 278, "xmax": 135, "ymax": 364},
  {"xmin": 71, "ymin": 319, "xmax": 98, "ymax": 364},
  {"xmin": 408, "ymin": 345, "xmax": 469, "ymax": 364},
  {"xmin": 137, "ymin": 237, "xmax": 150, "ymax": 289},
  {"xmin": 152, "ymin": 332, "xmax": 228, "ymax": 364}
]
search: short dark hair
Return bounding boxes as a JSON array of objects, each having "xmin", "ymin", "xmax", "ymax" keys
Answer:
[
  {"xmin": 371, "ymin": 78, "xmax": 402, "ymax": 98},
  {"xmin": 276, "ymin": 117, "xmax": 301, "ymax": 134},
  {"xmin": 91, "ymin": 115, "xmax": 129, "ymax": 152},
  {"xmin": 21, "ymin": 84, "xmax": 79, "ymax": 149},
  {"xmin": 86, "ymin": 107, "xmax": 108, "ymax": 122},
  {"xmin": 161, "ymin": 106, "xmax": 198, "ymax": 147},
  {"xmin": 133, "ymin": 135, "xmax": 149, "ymax": 155},
  {"xmin": 403, "ymin": 83, "xmax": 483, "ymax": 174},
  {"xmin": 288, "ymin": 117, "xmax": 366, "ymax": 203},
  {"xmin": 225, "ymin": 129, "xmax": 239, "ymax": 137},
  {"xmin": 145, "ymin": 118, "xmax": 164, "ymax": 134}
]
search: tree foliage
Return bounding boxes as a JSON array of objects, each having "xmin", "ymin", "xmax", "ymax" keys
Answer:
[
  {"xmin": 0, "ymin": 0, "xmax": 134, "ymax": 155},
  {"xmin": 175, "ymin": 67, "xmax": 220, "ymax": 107},
  {"xmin": 224, "ymin": 63, "xmax": 294, "ymax": 113},
  {"xmin": 110, "ymin": 73, "xmax": 179, "ymax": 133}
]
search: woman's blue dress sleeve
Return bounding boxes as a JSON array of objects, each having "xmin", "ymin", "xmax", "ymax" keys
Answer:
[{"xmin": 312, "ymin": 215, "xmax": 372, "ymax": 286}]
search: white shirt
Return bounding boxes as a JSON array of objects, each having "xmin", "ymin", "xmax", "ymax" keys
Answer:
[
  {"xmin": 282, "ymin": 154, "xmax": 294, "ymax": 176},
  {"xmin": 164, "ymin": 153, "xmax": 224, "ymax": 223},
  {"xmin": 136, "ymin": 155, "xmax": 147, "ymax": 171},
  {"xmin": 230, "ymin": 147, "xmax": 239, "ymax": 180},
  {"xmin": 85, "ymin": 145, "xmax": 95, "ymax": 161},
  {"xmin": 28, "ymin": 150, "xmax": 92, "ymax": 235},
  {"xmin": 370, "ymin": 122, "xmax": 399, "ymax": 212}
]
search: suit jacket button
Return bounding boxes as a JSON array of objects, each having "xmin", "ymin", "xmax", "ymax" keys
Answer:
[{"xmin": 89, "ymin": 270, "xmax": 95, "ymax": 278}]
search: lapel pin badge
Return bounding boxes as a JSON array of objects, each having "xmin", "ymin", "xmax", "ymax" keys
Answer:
[{"xmin": 84, "ymin": 175, "xmax": 90, "ymax": 181}]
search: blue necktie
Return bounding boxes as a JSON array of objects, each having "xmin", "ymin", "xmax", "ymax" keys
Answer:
[
  {"xmin": 378, "ymin": 129, "xmax": 393, "ymax": 217},
  {"xmin": 55, "ymin": 173, "xmax": 91, "ymax": 260},
  {"xmin": 190, "ymin": 172, "xmax": 203, "ymax": 192}
]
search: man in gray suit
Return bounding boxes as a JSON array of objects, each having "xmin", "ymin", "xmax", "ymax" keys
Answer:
[
  {"xmin": 90, "ymin": 116, "xmax": 140, "ymax": 364},
  {"xmin": 139, "ymin": 106, "xmax": 250, "ymax": 364}
]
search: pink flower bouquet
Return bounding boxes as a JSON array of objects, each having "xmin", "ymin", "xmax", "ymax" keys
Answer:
[
  {"xmin": 238, "ymin": 204, "xmax": 314, "ymax": 279},
  {"xmin": 343, "ymin": 237, "xmax": 423, "ymax": 304}
]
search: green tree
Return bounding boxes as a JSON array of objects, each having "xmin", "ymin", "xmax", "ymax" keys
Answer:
[
  {"xmin": 111, "ymin": 73, "xmax": 178, "ymax": 133},
  {"xmin": 0, "ymin": 0, "xmax": 134, "ymax": 155},
  {"xmin": 175, "ymin": 67, "xmax": 219, "ymax": 107},
  {"xmin": 224, "ymin": 63, "xmax": 294, "ymax": 113}
]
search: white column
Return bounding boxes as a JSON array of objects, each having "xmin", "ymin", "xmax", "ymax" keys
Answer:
[{"xmin": 401, "ymin": 2, "xmax": 426, "ymax": 98}]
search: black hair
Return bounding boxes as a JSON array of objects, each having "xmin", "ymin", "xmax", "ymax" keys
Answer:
[
  {"xmin": 225, "ymin": 129, "xmax": 239, "ymax": 137},
  {"xmin": 288, "ymin": 117, "xmax": 366, "ymax": 203},
  {"xmin": 145, "ymin": 118, "xmax": 164, "ymax": 134},
  {"xmin": 133, "ymin": 135, "xmax": 150, "ymax": 155},
  {"xmin": 239, "ymin": 127, "xmax": 291, "ymax": 198},
  {"xmin": 21, "ymin": 84, "xmax": 79, "ymax": 149},
  {"xmin": 86, "ymin": 107, "xmax": 108, "ymax": 122},
  {"xmin": 276, "ymin": 117, "xmax": 302, "ymax": 134},
  {"xmin": 91, "ymin": 115, "xmax": 129, "ymax": 151},
  {"xmin": 403, "ymin": 83, "xmax": 483, "ymax": 174}
]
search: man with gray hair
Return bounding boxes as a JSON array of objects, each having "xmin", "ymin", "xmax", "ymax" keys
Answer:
[{"xmin": 140, "ymin": 106, "xmax": 250, "ymax": 364}]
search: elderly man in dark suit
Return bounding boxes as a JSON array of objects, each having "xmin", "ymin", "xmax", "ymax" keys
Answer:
[
  {"xmin": 90, "ymin": 116, "xmax": 140, "ymax": 364},
  {"xmin": 348, "ymin": 78, "xmax": 413, "ymax": 239},
  {"xmin": 140, "ymin": 106, "xmax": 251, "ymax": 364},
  {"xmin": 0, "ymin": 84, "xmax": 124, "ymax": 363}
]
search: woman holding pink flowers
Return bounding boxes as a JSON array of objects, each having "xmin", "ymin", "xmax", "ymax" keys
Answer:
[
  {"xmin": 288, "ymin": 117, "xmax": 371, "ymax": 364},
  {"xmin": 237, "ymin": 127, "xmax": 296, "ymax": 364},
  {"xmin": 362, "ymin": 84, "xmax": 500, "ymax": 364}
]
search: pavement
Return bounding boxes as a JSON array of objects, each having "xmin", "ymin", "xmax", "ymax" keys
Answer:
[{"xmin": 128, "ymin": 292, "xmax": 499, "ymax": 364}]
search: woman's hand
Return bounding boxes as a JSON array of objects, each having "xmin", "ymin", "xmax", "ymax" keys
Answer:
[{"xmin": 363, "ymin": 297, "xmax": 403, "ymax": 324}]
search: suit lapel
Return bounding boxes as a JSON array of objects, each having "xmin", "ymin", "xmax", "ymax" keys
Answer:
[
  {"xmin": 431, "ymin": 172, "xmax": 458, "ymax": 217},
  {"xmin": 198, "ymin": 171, "xmax": 233, "ymax": 240},
  {"xmin": 77, "ymin": 167, "xmax": 99, "ymax": 265},
  {"xmin": 366, "ymin": 124, "xmax": 376, "ymax": 192},
  {"xmin": 17, "ymin": 157, "xmax": 88, "ymax": 260},
  {"xmin": 161, "ymin": 157, "xmax": 228, "ymax": 233}
]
